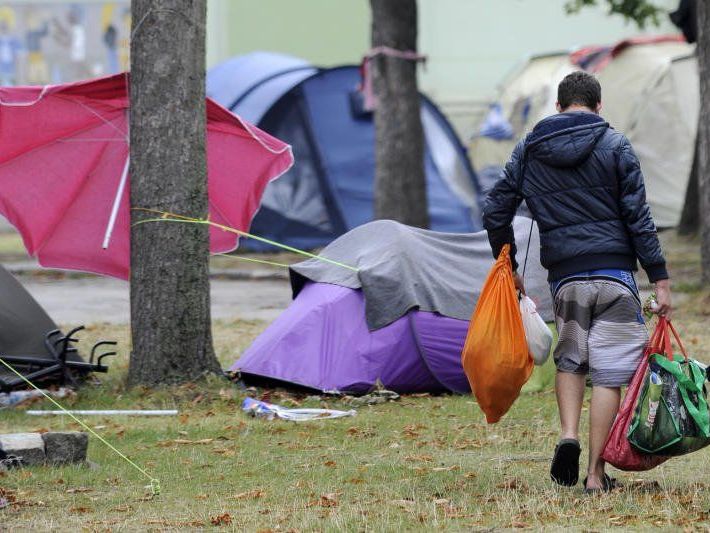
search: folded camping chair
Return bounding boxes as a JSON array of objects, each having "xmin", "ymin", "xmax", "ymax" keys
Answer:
[
  {"xmin": 0, "ymin": 265, "xmax": 115, "ymax": 392},
  {"xmin": 0, "ymin": 326, "xmax": 116, "ymax": 392}
]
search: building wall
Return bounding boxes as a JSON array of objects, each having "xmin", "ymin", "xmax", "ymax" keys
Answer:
[
  {"xmin": 206, "ymin": 0, "xmax": 370, "ymax": 69},
  {"xmin": 207, "ymin": 0, "xmax": 679, "ymax": 135}
]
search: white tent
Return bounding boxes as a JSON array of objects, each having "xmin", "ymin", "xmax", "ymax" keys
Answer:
[
  {"xmin": 595, "ymin": 40, "xmax": 697, "ymax": 227},
  {"xmin": 472, "ymin": 37, "xmax": 697, "ymax": 227},
  {"xmin": 470, "ymin": 52, "xmax": 575, "ymax": 174}
]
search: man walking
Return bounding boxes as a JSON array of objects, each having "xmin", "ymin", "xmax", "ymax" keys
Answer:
[{"xmin": 482, "ymin": 71, "xmax": 671, "ymax": 493}]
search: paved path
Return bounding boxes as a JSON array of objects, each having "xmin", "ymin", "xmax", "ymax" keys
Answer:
[
  {"xmin": 15, "ymin": 274, "xmax": 683, "ymax": 328},
  {"xmin": 19, "ymin": 276, "xmax": 293, "ymax": 325}
]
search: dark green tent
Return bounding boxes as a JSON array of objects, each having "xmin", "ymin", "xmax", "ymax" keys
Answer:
[{"xmin": 0, "ymin": 266, "xmax": 114, "ymax": 391}]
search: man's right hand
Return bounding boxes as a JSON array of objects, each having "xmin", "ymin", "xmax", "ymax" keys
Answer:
[{"xmin": 654, "ymin": 279, "xmax": 672, "ymax": 319}]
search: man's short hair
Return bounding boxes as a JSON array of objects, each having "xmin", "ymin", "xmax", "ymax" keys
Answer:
[{"xmin": 557, "ymin": 71, "xmax": 602, "ymax": 110}]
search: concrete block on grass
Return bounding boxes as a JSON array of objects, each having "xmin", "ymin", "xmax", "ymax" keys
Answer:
[
  {"xmin": 0, "ymin": 433, "xmax": 45, "ymax": 465},
  {"xmin": 42, "ymin": 432, "xmax": 88, "ymax": 465}
]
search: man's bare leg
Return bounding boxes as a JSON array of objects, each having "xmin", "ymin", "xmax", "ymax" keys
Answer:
[
  {"xmin": 556, "ymin": 371, "xmax": 586, "ymax": 440},
  {"xmin": 586, "ymin": 386, "xmax": 620, "ymax": 489}
]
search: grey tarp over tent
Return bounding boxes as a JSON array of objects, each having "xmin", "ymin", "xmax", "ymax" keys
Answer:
[
  {"xmin": 291, "ymin": 216, "xmax": 553, "ymax": 330},
  {"xmin": 233, "ymin": 217, "xmax": 553, "ymax": 394}
]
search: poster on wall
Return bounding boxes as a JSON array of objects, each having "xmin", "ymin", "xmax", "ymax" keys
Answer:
[{"xmin": 0, "ymin": 2, "xmax": 130, "ymax": 86}]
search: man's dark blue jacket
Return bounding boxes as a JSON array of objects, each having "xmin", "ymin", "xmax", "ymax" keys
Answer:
[{"xmin": 483, "ymin": 111, "xmax": 668, "ymax": 283}]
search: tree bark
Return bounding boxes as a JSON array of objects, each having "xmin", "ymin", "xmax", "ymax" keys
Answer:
[
  {"xmin": 370, "ymin": 0, "xmax": 429, "ymax": 228},
  {"xmin": 678, "ymin": 133, "xmax": 699, "ymax": 235},
  {"xmin": 128, "ymin": 0, "xmax": 221, "ymax": 386},
  {"xmin": 698, "ymin": 0, "xmax": 710, "ymax": 284}
]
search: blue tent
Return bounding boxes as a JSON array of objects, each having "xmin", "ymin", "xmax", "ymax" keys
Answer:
[{"xmin": 207, "ymin": 52, "xmax": 482, "ymax": 250}]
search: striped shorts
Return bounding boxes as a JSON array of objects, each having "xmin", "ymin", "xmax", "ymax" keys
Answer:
[{"xmin": 552, "ymin": 278, "xmax": 648, "ymax": 387}]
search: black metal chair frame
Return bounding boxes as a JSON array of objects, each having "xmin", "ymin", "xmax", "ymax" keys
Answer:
[{"xmin": 0, "ymin": 326, "xmax": 115, "ymax": 392}]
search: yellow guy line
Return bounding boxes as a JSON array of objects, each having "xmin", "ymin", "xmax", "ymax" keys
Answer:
[
  {"xmin": 0, "ymin": 357, "xmax": 161, "ymax": 496},
  {"xmin": 132, "ymin": 209, "xmax": 359, "ymax": 273}
]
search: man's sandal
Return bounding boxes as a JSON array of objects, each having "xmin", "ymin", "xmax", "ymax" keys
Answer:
[
  {"xmin": 550, "ymin": 439, "xmax": 581, "ymax": 486},
  {"xmin": 583, "ymin": 473, "xmax": 620, "ymax": 494}
]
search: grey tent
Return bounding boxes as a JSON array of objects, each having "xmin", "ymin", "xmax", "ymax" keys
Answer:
[{"xmin": 0, "ymin": 265, "xmax": 114, "ymax": 391}]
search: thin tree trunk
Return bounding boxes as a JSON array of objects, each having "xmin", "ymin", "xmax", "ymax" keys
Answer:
[
  {"xmin": 370, "ymin": 0, "xmax": 429, "ymax": 229},
  {"xmin": 698, "ymin": 0, "xmax": 710, "ymax": 284},
  {"xmin": 678, "ymin": 133, "xmax": 700, "ymax": 235},
  {"xmin": 128, "ymin": 0, "xmax": 221, "ymax": 386}
]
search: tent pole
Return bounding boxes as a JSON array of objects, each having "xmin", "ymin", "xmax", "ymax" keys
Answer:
[{"xmin": 102, "ymin": 155, "xmax": 130, "ymax": 249}]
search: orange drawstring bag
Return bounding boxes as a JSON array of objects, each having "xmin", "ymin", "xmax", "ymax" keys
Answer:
[{"xmin": 461, "ymin": 244, "xmax": 533, "ymax": 423}]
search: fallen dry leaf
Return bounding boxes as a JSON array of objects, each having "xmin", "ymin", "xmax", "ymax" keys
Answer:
[
  {"xmin": 211, "ymin": 513, "xmax": 233, "ymax": 526},
  {"xmin": 230, "ymin": 489, "xmax": 265, "ymax": 500},
  {"xmin": 608, "ymin": 515, "xmax": 635, "ymax": 526},
  {"xmin": 390, "ymin": 499, "xmax": 416, "ymax": 508},
  {"xmin": 432, "ymin": 465, "xmax": 460, "ymax": 472},
  {"xmin": 454, "ymin": 439, "xmax": 484, "ymax": 450},
  {"xmin": 497, "ymin": 478, "xmax": 527, "ymax": 491},
  {"xmin": 625, "ymin": 479, "xmax": 661, "ymax": 492},
  {"xmin": 146, "ymin": 519, "xmax": 206, "ymax": 527},
  {"xmin": 156, "ymin": 438, "xmax": 214, "ymax": 447},
  {"xmin": 405, "ymin": 454, "xmax": 433, "ymax": 463},
  {"xmin": 212, "ymin": 448, "xmax": 236, "ymax": 457},
  {"xmin": 346, "ymin": 426, "xmax": 375, "ymax": 437},
  {"xmin": 319, "ymin": 493, "xmax": 339, "ymax": 507}
]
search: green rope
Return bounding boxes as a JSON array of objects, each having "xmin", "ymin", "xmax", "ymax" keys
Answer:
[
  {"xmin": 132, "ymin": 213, "xmax": 359, "ymax": 273},
  {"xmin": 0, "ymin": 357, "xmax": 160, "ymax": 496},
  {"xmin": 214, "ymin": 253, "xmax": 290, "ymax": 269}
]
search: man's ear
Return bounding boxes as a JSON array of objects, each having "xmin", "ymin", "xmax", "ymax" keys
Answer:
[
  {"xmin": 595, "ymin": 101, "xmax": 603, "ymax": 114},
  {"xmin": 555, "ymin": 101, "xmax": 562, "ymax": 113}
]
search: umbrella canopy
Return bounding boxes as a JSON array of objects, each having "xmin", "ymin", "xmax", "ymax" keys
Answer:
[{"xmin": 0, "ymin": 74, "xmax": 293, "ymax": 279}]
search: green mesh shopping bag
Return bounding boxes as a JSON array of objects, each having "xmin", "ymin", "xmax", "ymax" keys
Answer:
[{"xmin": 628, "ymin": 321, "xmax": 710, "ymax": 456}]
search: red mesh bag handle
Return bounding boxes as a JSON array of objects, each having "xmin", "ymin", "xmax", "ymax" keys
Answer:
[{"xmin": 666, "ymin": 319, "xmax": 689, "ymax": 361}]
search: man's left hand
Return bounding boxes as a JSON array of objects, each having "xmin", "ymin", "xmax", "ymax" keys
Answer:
[{"xmin": 513, "ymin": 272, "xmax": 526, "ymax": 295}]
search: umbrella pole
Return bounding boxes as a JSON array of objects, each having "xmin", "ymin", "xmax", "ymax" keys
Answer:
[{"xmin": 102, "ymin": 156, "xmax": 130, "ymax": 249}]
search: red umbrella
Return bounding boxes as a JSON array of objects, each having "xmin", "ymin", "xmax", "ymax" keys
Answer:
[{"xmin": 0, "ymin": 74, "xmax": 293, "ymax": 279}]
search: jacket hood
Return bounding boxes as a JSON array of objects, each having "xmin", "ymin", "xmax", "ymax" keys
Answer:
[{"xmin": 527, "ymin": 112, "xmax": 609, "ymax": 168}]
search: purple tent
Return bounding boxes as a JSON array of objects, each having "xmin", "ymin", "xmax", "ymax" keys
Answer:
[{"xmin": 231, "ymin": 282, "xmax": 471, "ymax": 394}]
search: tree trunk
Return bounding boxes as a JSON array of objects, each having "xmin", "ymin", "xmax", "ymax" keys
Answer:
[
  {"xmin": 698, "ymin": 0, "xmax": 710, "ymax": 284},
  {"xmin": 678, "ymin": 133, "xmax": 699, "ymax": 235},
  {"xmin": 370, "ymin": 0, "xmax": 429, "ymax": 228},
  {"xmin": 128, "ymin": 0, "xmax": 221, "ymax": 386}
]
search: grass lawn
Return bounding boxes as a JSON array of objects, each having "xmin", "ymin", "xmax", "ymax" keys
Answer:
[{"xmin": 1, "ymin": 234, "xmax": 710, "ymax": 531}]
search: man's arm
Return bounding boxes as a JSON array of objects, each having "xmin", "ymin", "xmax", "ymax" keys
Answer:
[
  {"xmin": 617, "ymin": 137, "xmax": 672, "ymax": 316},
  {"xmin": 483, "ymin": 139, "xmax": 525, "ymax": 271}
]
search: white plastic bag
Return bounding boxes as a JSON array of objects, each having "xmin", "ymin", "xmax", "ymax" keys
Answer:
[{"xmin": 519, "ymin": 295, "xmax": 553, "ymax": 366}]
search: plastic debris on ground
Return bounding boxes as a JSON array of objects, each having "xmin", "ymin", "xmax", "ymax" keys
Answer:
[
  {"xmin": 0, "ymin": 387, "xmax": 72, "ymax": 408},
  {"xmin": 242, "ymin": 397, "xmax": 356, "ymax": 421}
]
